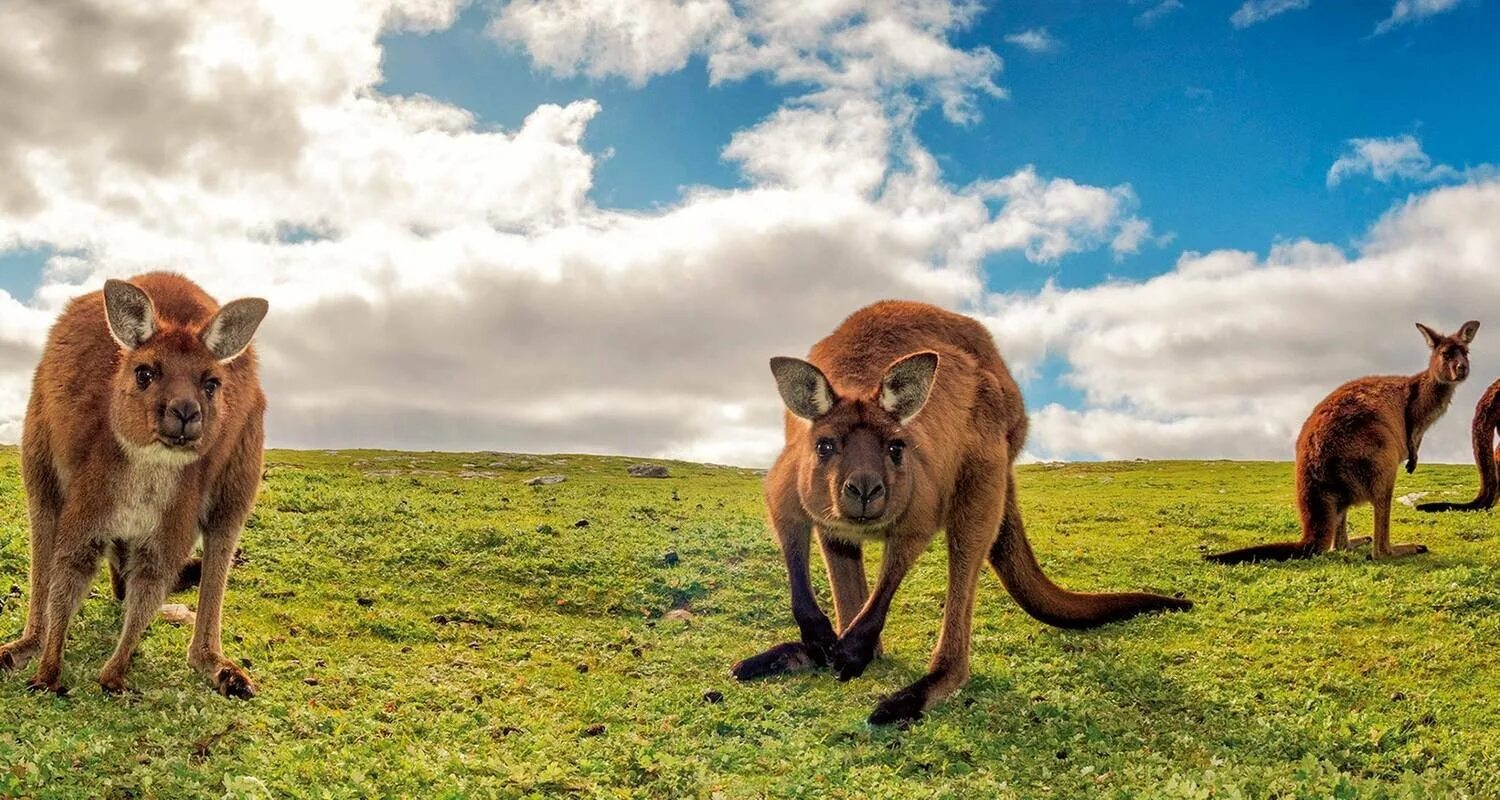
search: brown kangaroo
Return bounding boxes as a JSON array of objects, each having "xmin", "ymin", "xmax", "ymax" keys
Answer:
[
  {"xmin": 1417, "ymin": 378, "xmax": 1500, "ymax": 513},
  {"xmin": 0, "ymin": 273, "xmax": 268, "ymax": 697},
  {"xmin": 731, "ymin": 301, "xmax": 1191, "ymax": 725},
  {"xmin": 1206, "ymin": 320, "xmax": 1479, "ymax": 565}
]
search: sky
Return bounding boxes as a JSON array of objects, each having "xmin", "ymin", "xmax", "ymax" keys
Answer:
[{"xmin": 1, "ymin": 0, "xmax": 1498, "ymax": 466}]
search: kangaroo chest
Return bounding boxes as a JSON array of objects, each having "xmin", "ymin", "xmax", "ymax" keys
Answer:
[{"xmin": 101, "ymin": 457, "xmax": 189, "ymax": 542}]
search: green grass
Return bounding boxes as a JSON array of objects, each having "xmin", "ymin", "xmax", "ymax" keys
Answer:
[{"xmin": 1, "ymin": 448, "xmax": 1497, "ymax": 799}]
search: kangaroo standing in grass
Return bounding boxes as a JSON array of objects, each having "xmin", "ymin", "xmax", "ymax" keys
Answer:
[
  {"xmin": 732, "ymin": 301, "xmax": 1192, "ymax": 725},
  {"xmin": 1417, "ymin": 378, "xmax": 1500, "ymax": 513},
  {"xmin": 0, "ymin": 273, "xmax": 267, "ymax": 697},
  {"xmin": 1206, "ymin": 321, "xmax": 1479, "ymax": 565}
]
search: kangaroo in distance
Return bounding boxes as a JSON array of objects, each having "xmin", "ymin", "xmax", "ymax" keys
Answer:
[
  {"xmin": 0, "ymin": 273, "xmax": 268, "ymax": 697},
  {"xmin": 1417, "ymin": 378, "xmax": 1500, "ymax": 513},
  {"xmin": 732, "ymin": 301, "xmax": 1191, "ymax": 726},
  {"xmin": 1207, "ymin": 320, "xmax": 1479, "ymax": 564}
]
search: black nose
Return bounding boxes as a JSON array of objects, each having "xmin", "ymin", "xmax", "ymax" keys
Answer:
[
  {"xmin": 163, "ymin": 399, "xmax": 203, "ymax": 439},
  {"xmin": 843, "ymin": 475, "xmax": 885, "ymax": 504}
]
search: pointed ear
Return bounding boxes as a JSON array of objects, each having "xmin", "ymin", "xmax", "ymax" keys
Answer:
[
  {"xmin": 103, "ymin": 279, "xmax": 156, "ymax": 350},
  {"xmin": 1416, "ymin": 322, "xmax": 1442, "ymax": 349},
  {"xmin": 879, "ymin": 351, "xmax": 939, "ymax": 424},
  {"xmin": 1457, "ymin": 320, "xmax": 1480, "ymax": 344},
  {"xmin": 770, "ymin": 357, "xmax": 836, "ymax": 420},
  {"xmin": 201, "ymin": 297, "xmax": 269, "ymax": 362}
]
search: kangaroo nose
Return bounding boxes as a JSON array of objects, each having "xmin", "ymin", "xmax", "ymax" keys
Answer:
[
  {"xmin": 169, "ymin": 400, "xmax": 201, "ymax": 424},
  {"xmin": 163, "ymin": 399, "xmax": 203, "ymax": 440},
  {"xmin": 843, "ymin": 475, "xmax": 885, "ymax": 504}
]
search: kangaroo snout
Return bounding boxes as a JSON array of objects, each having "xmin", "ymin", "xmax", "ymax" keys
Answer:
[
  {"xmin": 161, "ymin": 398, "xmax": 203, "ymax": 442},
  {"xmin": 840, "ymin": 473, "xmax": 886, "ymax": 519}
]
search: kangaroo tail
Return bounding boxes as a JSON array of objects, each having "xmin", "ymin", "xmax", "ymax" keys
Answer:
[
  {"xmin": 1418, "ymin": 385, "xmax": 1500, "ymax": 513},
  {"xmin": 1202, "ymin": 540, "xmax": 1319, "ymax": 564},
  {"xmin": 990, "ymin": 475, "xmax": 1191, "ymax": 629}
]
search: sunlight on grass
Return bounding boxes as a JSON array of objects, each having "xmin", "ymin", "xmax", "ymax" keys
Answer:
[{"xmin": 0, "ymin": 449, "xmax": 1495, "ymax": 797}]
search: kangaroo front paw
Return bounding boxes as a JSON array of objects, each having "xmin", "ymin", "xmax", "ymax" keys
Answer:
[
  {"xmin": 830, "ymin": 636, "xmax": 877, "ymax": 682},
  {"xmin": 731, "ymin": 642, "xmax": 819, "ymax": 681},
  {"xmin": 869, "ymin": 685, "xmax": 927, "ymax": 727}
]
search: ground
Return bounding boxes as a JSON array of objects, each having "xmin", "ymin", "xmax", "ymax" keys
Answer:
[{"xmin": 0, "ymin": 448, "xmax": 1496, "ymax": 799}]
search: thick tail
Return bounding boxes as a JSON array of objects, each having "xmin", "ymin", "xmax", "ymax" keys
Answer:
[
  {"xmin": 1202, "ymin": 540, "xmax": 1318, "ymax": 564},
  {"xmin": 990, "ymin": 476, "xmax": 1191, "ymax": 629},
  {"xmin": 1418, "ymin": 388, "xmax": 1500, "ymax": 512}
]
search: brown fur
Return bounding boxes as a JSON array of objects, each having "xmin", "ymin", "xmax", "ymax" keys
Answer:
[
  {"xmin": 732, "ymin": 301, "xmax": 1191, "ymax": 725},
  {"xmin": 1417, "ymin": 378, "xmax": 1500, "ymax": 512},
  {"xmin": 1207, "ymin": 320, "xmax": 1479, "ymax": 564},
  {"xmin": 0, "ymin": 273, "xmax": 268, "ymax": 697}
]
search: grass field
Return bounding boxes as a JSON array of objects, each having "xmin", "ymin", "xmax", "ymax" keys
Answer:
[{"xmin": 0, "ymin": 447, "xmax": 1496, "ymax": 799}]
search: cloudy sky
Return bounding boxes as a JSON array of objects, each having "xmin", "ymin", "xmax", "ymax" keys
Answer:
[{"xmin": 1, "ymin": 0, "xmax": 1497, "ymax": 466}]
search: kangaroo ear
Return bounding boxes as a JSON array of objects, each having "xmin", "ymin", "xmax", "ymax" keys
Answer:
[
  {"xmin": 770, "ymin": 357, "xmax": 836, "ymax": 420},
  {"xmin": 103, "ymin": 279, "xmax": 156, "ymax": 350},
  {"xmin": 201, "ymin": 297, "xmax": 269, "ymax": 362},
  {"xmin": 1416, "ymin": 322, "xmax": 1442, "ymax": 349},
  {"xmin": 1457, "ymin": 320, "xmax": 1480, "ymax": 344},
  {"xmin": 879, "ymin": 351, "xmax": 939, "ymax": 424}
]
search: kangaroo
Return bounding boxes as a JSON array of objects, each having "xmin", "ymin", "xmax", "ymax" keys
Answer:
[
  {"xmin": 1417, "ymin": 378, "xmax": 1500, "ymax": 513},
  {"xmin": 1206, "ymin": 320, "xmax": 1479, "ymax": 565},
  {"xmin": 0, "ymin": 273, "xmax": 268, "ymax": 697},
  {"xmin": 731, "ymin": 301, "xmax": 1192, "ymax": 725}
]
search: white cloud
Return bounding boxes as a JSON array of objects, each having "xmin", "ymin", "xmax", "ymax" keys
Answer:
[
  {"xmin": 1004, "ymin": 28, "xmax": 1059, "ymax": 53},
  {"xmin": 1135, "ymin": 0, "xmax": 1184, "ymax": 27},
  {"xmin": 1326, "ymin": 134, "xmax": 1459, "ymax": 187},
  {"xmin": 984, "ymin": 180, "xmax": 1500, "ymax": 463},
  {"xmin": 489, "ymin": 0, "xmax": 1005, "ymax": 124},
  {"xmin": 0, "ymin": 0, "xmax": 1152, "ymax": 464},
  {"xmin": 1230, "ymin": 0, "xmax": 1310, "ymax": 28},
  {"xmin": 1375, "ymin": 0, "xmax": 1463, "ymax": 34}
]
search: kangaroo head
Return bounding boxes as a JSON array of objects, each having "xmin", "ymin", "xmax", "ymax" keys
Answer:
[
  {"xmin": 1416, "ymin": 320, "xmax": 1479, "ymax": 385},
  {"xmin": 770, "ymin": 351, "xmax": 938, "ymax": 529},
  {"xmin": 103, "ymin": 279, "xmax": 268, "ymax": 462}
]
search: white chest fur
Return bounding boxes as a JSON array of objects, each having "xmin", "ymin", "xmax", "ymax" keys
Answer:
[{"xmin": 101, "ymin": 446, "xmax": 194, "ymax": 542}]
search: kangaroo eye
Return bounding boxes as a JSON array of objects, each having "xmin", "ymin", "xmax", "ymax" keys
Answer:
[
  {"xmin": 134, "ymin": 366, "xmax": 154, "ymax": 390},
  {"xmin": 815, "ymin": 438, "xmax": 836, "ymax": 460},
  {"xmin": 204, "ymin": 378, "xmax": 221, "ymax": 398},
  {"xmin": 887, "ymin": 440, "xmax": 906, "ymax": 465}
]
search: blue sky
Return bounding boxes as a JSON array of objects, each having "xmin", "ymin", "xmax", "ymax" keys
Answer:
[
  {"xmin": 366, "ymin": 0, "xmax": 1495, "ymax": 414},
  {"xmin": 371, "ymin": 0, "xmax": 1498, "ymax": 296},
  {"xmin": 3, "ymin": 0, "xmax": 1498, "ymax": 463}
]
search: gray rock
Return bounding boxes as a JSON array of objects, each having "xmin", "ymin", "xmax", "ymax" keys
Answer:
[
  {"xmin": 627, "ymin": 464, "xmax": 670, "ymax": 478},
  {"xmin": 525, "ymin": 474, "xmax": 567, "ymax": 486}
]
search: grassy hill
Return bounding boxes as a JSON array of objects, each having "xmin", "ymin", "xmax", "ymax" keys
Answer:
[{"xmin": 0, "ymin": 448, "xmax": 1496, "ymax": 798}]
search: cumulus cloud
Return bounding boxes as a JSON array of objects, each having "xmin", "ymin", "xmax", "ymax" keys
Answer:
[
  {"xmin": 1230, "ymin": 0, "xmax": 1310, "ymax": 28},
  {"xmin": 489, "ymin": 0, "xmax": 1005, "ymax": 123},
  {"xmin": 1326, "ymin": 134, "xmax": 1460, "ymax": 187},
  {"xmin": 1004, "ymin": 28, "xmax": 1059, "ymax": 53},
  {"xmin": 0, "ymin": 0, "xmax": 1153, "ymax": 464},
  {"xmin": 1375, "ymin": 0, "xmax": 1463, "ymax": 34}
]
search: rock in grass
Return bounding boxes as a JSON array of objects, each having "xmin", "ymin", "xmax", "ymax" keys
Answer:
[
  {"xmin": 159, "ymin": 603, "xmax": 196, "ymax": 625},
  {"xmin": 702, "ymin": 690, "xmax": 724, "ymax": 704},
  {"xmin": 525, "ymin": 474, "xmax": 567, "ymax": 486},
  {"xmin": 662, "ymin": 550, "xmax": 680, "ymax": 567},
  {"xmin": 663, "ymin": 609, "xmax": 694, "ymax": 623},
  {"xmin": 627, "ymin": 464, "xmax": 670, "ymax": 478},
  {"xmin": 582, "ymin": 724, "xmax": 606, "ymax": 737}
]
